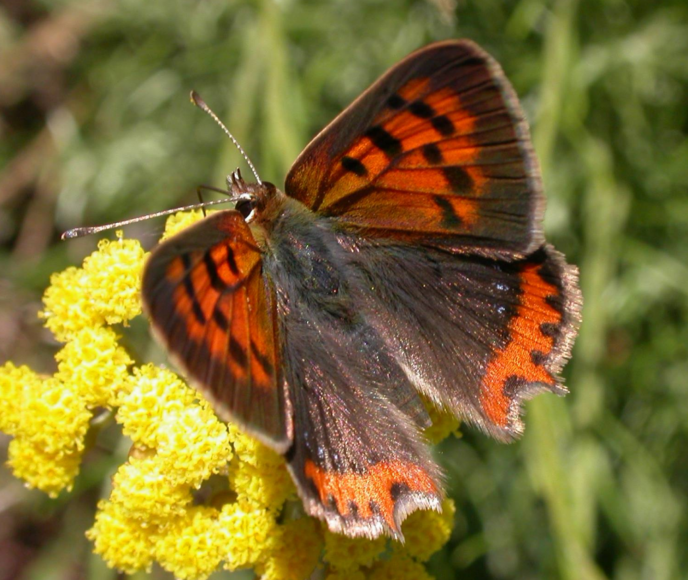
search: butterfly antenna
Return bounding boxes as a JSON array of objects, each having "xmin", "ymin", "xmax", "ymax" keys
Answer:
[
  {"xmin": 190, "ymin": 91, "xmax": 262, "ymax": 185},
  {"xmin": 61, "ymin": 197, "xmax": 237, "ymax": 240}
]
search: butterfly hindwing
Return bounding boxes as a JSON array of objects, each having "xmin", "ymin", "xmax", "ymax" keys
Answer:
[
  {"xmin": 285, "ymin": 40, "xmax": 543, "ymax": 257},
  {"xmin": 344, "ymin": 238, "xmax": 581, "ymax": 440},
  {"xmin": 280, "ymin": 287, "xmax": 443, "ymax": 539},
  {"xmin": 286, "ymin": 376, "xmax": 442, "ymax": 540},
  {"xmin": 142, "ymin": 210, "xmax": 292, "ymax": 452},
  {"xmin": 261, "ymin": 215, "xmax": 441, "ymax": 538}
]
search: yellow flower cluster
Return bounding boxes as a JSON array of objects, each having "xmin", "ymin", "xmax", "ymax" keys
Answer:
[
  {"xmin": 0, "ymin": 364, "xmax": 87, "ymax": 496},
  {"xmin": 0, "ymin": 210, "xmax": 459, "ymax": 579},
  {"xmin": 41, "ymin": 235, "xmax": 145, "ymax": 342}
]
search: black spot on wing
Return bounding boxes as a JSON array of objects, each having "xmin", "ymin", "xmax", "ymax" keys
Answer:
[
  {"xmin": 390, "ymin": 481, "xmax": 411, "ymax": 501},
  {"xmin": 181, "ymin": 252, "xmax": 193, "ymax": 273},
  {"xmin": 422, "ymin": 143, "xmax": 443, "ymax": 164},
  {"xmin": 502, "ymin": 375, "xmax": 526, "ymax": 397},
  {"xmin": 229, "ymin": 336, "xmax": 247, "ymax": 367},
  {"xmin": 444, "ymin": 166, "xmax": 474, "ymax": 194},
  {"xmin": 225, "ymin": 245, "xmax": 239, "ymax": 275},
  {"xmin": 213, "ymin": 308, "xmax": 229, "ymax": 331},
  {"xmin": 531, "ymin": 350, "xmax": 547, "ymax": 366},
  {"xmin": 546, "ymin": 293, "xmax": 564, "ymax": 315},
  {"xmin": 409, "ymin": 100, "xmax": 435, "ymax": 119},
  {"xmin": 341, "ymin": 156, "xmax": 368, "ymax": 177},
  {"xmin": 251, "ymin": 340, "xmax": 274, "ymax": 376},
  {"xmin": 189, "ymin": 296, "xmax": 206, "ymax": 325},
  {"xmin": 540, "ymin": 323, "xmax": 558, "ymax": 338},
  {"xmin": 204, "ymin": 252, "xmax": 225, "ymax": 291},
  {"xmin": 387, "ymin": 93, "xmax": 407, "ymax": 110},
  {"xmin": 365, "ymin": 126, "xmax": 402, "ymax": 158},
  {"xmin": 181, "ymin": 253, "xmax": 207, "ymax": 325},
  {"xmin": 431, "ymin": 115, "xmax": 455, "ymax": 136},
  {"xmin": 434, "ymin": 196, "xmax": 463, "ymax": 229}
]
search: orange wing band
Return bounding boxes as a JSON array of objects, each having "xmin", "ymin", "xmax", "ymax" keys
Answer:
[
  {"xmin": 479, "ymin": 262, "xmax": 562, "ymax": 427},
  {"xmin": 304, "ymin": 459, "xmax": 439, "ymax": 532}
]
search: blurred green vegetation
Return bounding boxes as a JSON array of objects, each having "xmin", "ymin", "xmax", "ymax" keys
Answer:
[{"xmin": 1, "ymin": 0, "xmax": 687, "ymax": 579}]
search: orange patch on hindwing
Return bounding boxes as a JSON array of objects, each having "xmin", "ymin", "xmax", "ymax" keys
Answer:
[
  {"xmin": 480, "ymin": 262, "xmax": 562, "ymax": 428},
  {"xmin": 304, "ymin": 459, "xmax": 438, "ymax": 532}
]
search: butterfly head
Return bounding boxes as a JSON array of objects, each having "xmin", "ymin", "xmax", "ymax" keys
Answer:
[{"xmin": 227, "ymin": 168, "xmax": 285, "ymax": 228}]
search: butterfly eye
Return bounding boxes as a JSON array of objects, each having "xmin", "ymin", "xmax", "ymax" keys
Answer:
[{"xmin": 235, "ymin": 195, "xmax": 257, "ymax": 221}]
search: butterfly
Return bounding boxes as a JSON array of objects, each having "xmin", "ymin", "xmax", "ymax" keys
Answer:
[{"xmin": 141, "ymin": 40, "xmax": 582, "ymax": 540}]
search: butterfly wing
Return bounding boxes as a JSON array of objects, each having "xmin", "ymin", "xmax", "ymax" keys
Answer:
[
  {"xmin": 141, "ymin": 210, "xmax": 292, "ymax": 452},
  {"xmin": 285, "ymin": 40, "xmax": 543, "ymax": 258},
  {"xmin": 286, "ymin": 362, "xmax": 443, "ymax": 540},
  {"xmin": 344, "ymin": 239, "xmax": 581, "ymax": 441},
  {"xmin": 272, "ymin": 263, "xmax": 442, "ymax": 539}
]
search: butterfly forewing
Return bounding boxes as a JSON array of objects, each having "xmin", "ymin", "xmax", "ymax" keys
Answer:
[
  {"xmin": 285, "ymin": 40, "xmax": 543, "ymax": 257},
  {"xmin": 142, "ymin": 210, "xmax": 292, "ymax": 452}
]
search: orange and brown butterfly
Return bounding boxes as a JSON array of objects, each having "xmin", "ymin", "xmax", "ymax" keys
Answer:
[{"xmin": 140, "ymin": 40, "xmax": 582, "ymax": 540}]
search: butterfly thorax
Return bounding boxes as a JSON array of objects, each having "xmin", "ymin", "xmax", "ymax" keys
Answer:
[
  {"xmin": 260, "ymin": 198, "xmax": 353, "ymax": 320},
  {"xmin": 235, "ymin": 172, "xmax": 353, "ymax": 322}
]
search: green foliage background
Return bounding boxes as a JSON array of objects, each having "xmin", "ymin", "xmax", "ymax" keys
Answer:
[{"xmin": 1, "ymin": 0, "xmax": 687, "ymax": 578}]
